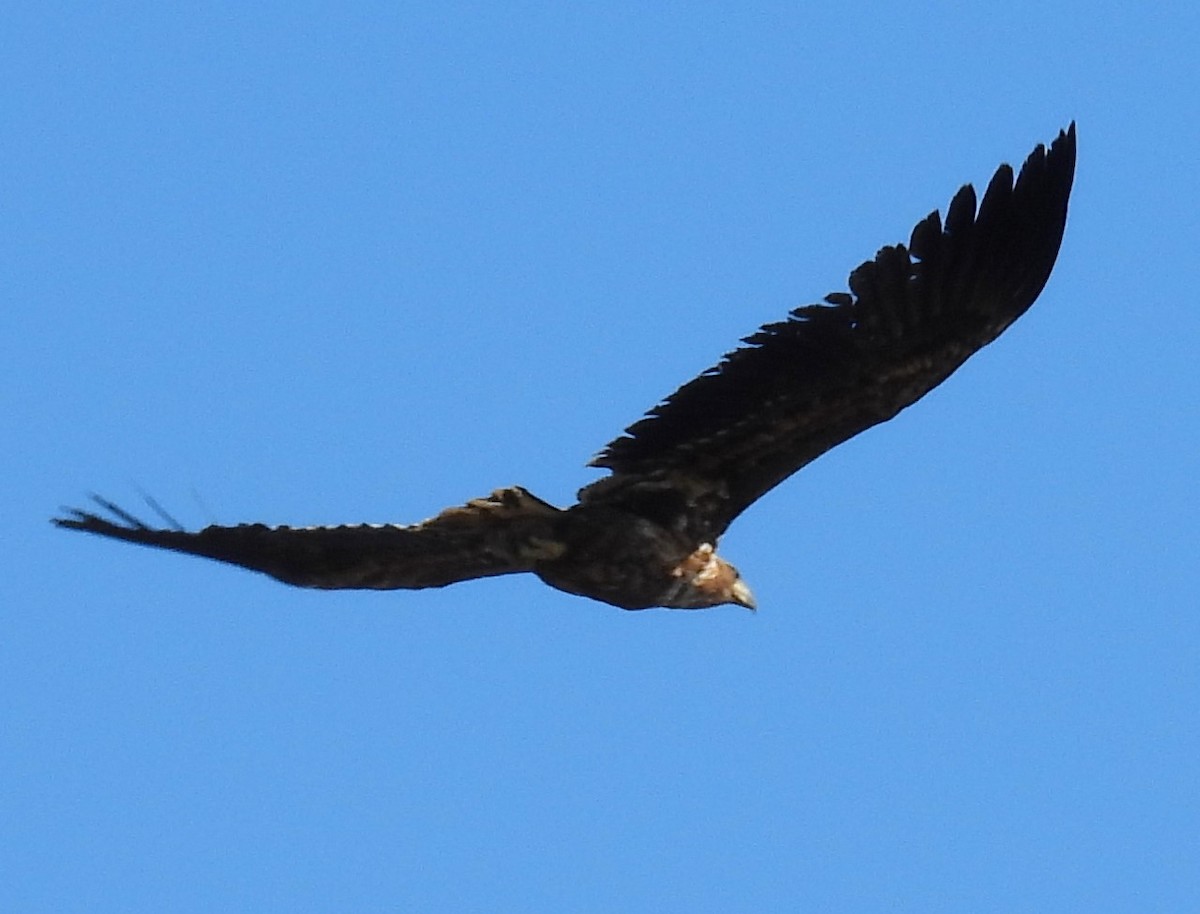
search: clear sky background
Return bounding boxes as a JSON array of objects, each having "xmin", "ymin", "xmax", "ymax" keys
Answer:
[{"xmin": 4, "ymin": 3, "xmax": 1198, "ymax": 911}]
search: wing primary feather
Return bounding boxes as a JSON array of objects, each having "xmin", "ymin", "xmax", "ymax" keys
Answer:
[
  {"xmin": 140, "ymin": 491, "xmax": 186, "ymax": 531},
  {"xmin": 86, "ymin": 493, "xmax": 152, "ymax": 530}
]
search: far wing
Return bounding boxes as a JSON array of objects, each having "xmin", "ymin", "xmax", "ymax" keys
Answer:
[
  {"xmin": 590, "ymin": 124, "xmax": 1076, "ymax": 540},
  {"xmin": 54, "ymin": 488, "xmax": 564, "ymax": 590}
]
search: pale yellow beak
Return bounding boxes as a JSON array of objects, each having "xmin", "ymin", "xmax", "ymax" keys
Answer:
[{"xmin": 729, "ymin": 579, "xmax": 757, "ymax": 611}]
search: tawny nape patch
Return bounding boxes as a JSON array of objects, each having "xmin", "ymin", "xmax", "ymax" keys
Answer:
[{"xmin": 672, "ymin": 542, "xmax": 715, "ymax": 579}]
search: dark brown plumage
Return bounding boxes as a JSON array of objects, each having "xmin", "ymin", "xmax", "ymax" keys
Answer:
[{"xmin": 54, "ymin": 124, "xmax": 1076, "ymax": 610}]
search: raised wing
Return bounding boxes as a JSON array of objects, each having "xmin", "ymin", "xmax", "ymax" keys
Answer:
[
  {"xmin": 54, "ymin": 488, "xmax": 564, "ymax": 590},
  {"xmin": 590, "ymin": 124, "xmax": 1076, "ymax": 540}
]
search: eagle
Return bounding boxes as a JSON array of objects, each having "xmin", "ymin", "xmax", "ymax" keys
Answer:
[{"xmin": 55, "ymin": 124, "xmax": 1076, "ymax": 611}]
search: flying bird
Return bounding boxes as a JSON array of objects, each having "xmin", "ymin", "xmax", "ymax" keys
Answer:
[{"xmin": 55, "ymin": 124, "xmax": 1076, "ymax": 611}]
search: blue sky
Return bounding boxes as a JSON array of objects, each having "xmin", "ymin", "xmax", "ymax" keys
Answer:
[{"xmin": 4, "ymin": 3, "xmax": 1198, "ymax": 911}]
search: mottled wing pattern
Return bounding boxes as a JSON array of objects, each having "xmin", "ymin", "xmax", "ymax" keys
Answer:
[
  {"xmin": 591, "ymin": 124, "xmax": 1076, "ymax": 540},
  {"xmin": 54, "ymin": 488, "xmax": 563, "ymax": 590}
]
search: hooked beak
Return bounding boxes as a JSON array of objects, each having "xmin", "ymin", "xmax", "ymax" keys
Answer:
[{"xmin": 729, "ymin": 579, "xmax": 757, "ymax": 611}]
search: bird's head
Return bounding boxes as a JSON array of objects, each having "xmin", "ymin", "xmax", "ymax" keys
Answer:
[{"xmin": 666, "ymin": 543, "xmax": 757, "ymax": 611}]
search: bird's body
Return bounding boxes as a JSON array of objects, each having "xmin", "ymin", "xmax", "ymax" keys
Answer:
[{"xmin": 55, "ymin": 125, "xmax": 1077, "ymax": 610}]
